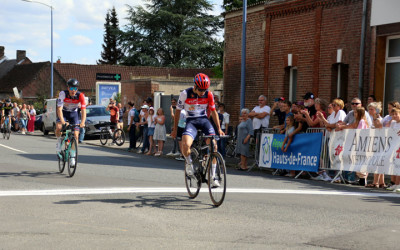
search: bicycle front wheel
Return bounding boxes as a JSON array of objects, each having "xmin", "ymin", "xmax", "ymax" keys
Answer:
[
  {"xmin": 207, "ymin": 152, "xmax": 227, "ymax": 207},
  {"xmin": 58, "ymin": 139, "xmax": 66, "ymax": 173},
  {"xmin": 67, "ymin": 137, "xmax": 78, "ymax": 177},
  {"xmin": 113, "ymin": 129, "xmax": 125, "ymax": 146},
  {"xmin": 185, "ymin": 148, "xmax": 201, "ymax": 199},
  {"xmin": 6, "ymin": 122, "xmax": 11, "ymax": 140},
  {"xmin": 100, "ymin": 128, "xmax": 109, "ymax": 145}
]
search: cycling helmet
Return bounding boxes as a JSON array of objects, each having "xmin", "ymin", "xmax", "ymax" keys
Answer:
[
  {"xmin": 67, "ymin": 78, "xmax": 79, "ymax": 88},
  {"xmin": 5, "ymin": 98, "xmax": 11, "ymax": 103},
  {"xmin": 194, "ymin": 73, "xmax": 210, "ymax": 90}
]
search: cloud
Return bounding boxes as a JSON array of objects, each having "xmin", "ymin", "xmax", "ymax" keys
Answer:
[{"xmin": 69, "ymin": 35, "xmax": 93, "ymax": 46}]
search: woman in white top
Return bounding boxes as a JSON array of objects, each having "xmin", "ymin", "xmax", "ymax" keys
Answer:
[
  {"xmin": 145, "ymin": 107, "xmax": 156, "ymax": 155},
  {"xmin": 317, "ymin": 98, "xmax": 346, "ymax": 132},
  {"xmin": 382, "ymin": 101, "xmax": 399, "ymax": 127},
  {"xmin": 153, "ymin": 108, "xmax": 166, "ymax": 156},
  {"xmin": 388, "ymin": 108, "xmax": 400, "ymax": 193},
  {"xmin": 27, "ymin": 105, "xmax": 36, "ymax": 134}
]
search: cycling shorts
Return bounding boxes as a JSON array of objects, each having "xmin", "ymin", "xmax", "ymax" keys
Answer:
[
  {"xmin": 183, "ymin": 117, "xmax": 215, "ymax": 140},
  {"xmin": 57, "ymin": 110, "xmax": 80, "ymax": 131}
]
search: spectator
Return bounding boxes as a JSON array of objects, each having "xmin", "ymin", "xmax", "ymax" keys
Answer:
[
  {"xmin": 214, "ymin": 95, "xmax": 220, "ymax": 109},
  {"xmin": 127, "ymin": 101, "xmax": 138, "ymax": 151},
  {"xmin": 236, "ymin": 108, "xmax": 254, "ymax": 171},
  {"xmin": 175, "ymin": 109, "xmax": 187, "ymax": 161},
  {"xmin": 367, "ymin": 94, "xmax": 377, "ymax": 104},
  {"xmin": 382, "ymin": 101, "xmax": 400, "ymax": 127},
  {"xmin": 209, "ymin": 107, "xmax": 224, "ymax": 155},
  {"xmin": 387, "ymin": 108, "xmax": 400, "ymax": 193},
  {"xmin": 336, "ymin": 107, "xmax": 369, "ymax": 186},
  {"xmin": 27, "ymin": 105, "xmax": 36, "ymax": 134},
  {"xmin": 106, "ymin": 100, "xmax": 119, "ymax": 131},
  {"xmin": 366, "ymin": 102, "xmax": 385, "ymax": 188},
  {"xmin": 303, "ymin": 92, "xmax": 317, "ymax": 119},
  {"xmin": 154, "ymin": 108, "xmax": 166, "ymax": 156},
  {"xmin": 167, "ymin": 98, "xmax": 180, "ymax": 157},
  {"xmin": 117, "ymin": 103, "xmax": 124, "ymax": 130},
  {"xmin": 271, "ymin": 97, "xmax": 286, "ymax": 126},
  {"xmin": 218, "ymin": 103, "xmax": 230, "ymax": 156},
  {"xmin": 19, "ymin": 104, "xmax": 29, "ymax": 135},
  {"xmin": 301, "ymin": 98, "xmax": 328, "ymax": 128},
  {"xmin": 281, "ymin": 114, "xmax": 295, "ymax": 152},
  {"xmin": 12, "ymin": 102, "xmax": 19, "ymax": 132},
  {"xmin": 249, "ymin": 95, "xmax": 271, "ymax": 132},
  {"xmin": 342, "ymin": 97, "xmax": 372, "ymax": 127},
  {"xmin": 273, "ymin": 100, "xmax": 292, "ymax": 132},
  {"xmin": 146, "ymin": 107, "xmax": 156, "ymax": 155},
  {"xmin": 146, "ymin": 97, "xmax": 153, "ymax": 108},
  {"xmin": 138, "ymin": 105, "xmax": 150, "ymax": 154},
  {"xmin": 317, "ymin": 98, "xmax": 346, "ymax": 131}
]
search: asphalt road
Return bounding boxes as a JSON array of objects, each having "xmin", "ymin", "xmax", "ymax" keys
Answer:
[{"xmin": 0, "ymin": 132, "xmax": 399, "ymax": 249}]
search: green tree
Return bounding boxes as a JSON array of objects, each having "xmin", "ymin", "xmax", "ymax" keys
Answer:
[
  {"xmin": 223, "ymin": 0, "xmax": 264, "ymax": 12},
  {"xmin": 120, "ymin": 0, "xmax": 223, "ymax": 68},
  {"xmin": 98, "ymin": 7, "xmax": 123, "ymax": 65}
]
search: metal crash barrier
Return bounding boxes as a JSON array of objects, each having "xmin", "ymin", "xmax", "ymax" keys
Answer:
[{"xmin": 248, "ymin": 128, "xmax": 280, "ymax": 172}]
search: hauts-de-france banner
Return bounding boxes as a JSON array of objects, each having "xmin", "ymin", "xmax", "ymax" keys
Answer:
[
  {"xmin": 329, "ymin": 128, "xmax": 400, "ymax": 175},
  {"xmin": 258, "ymin": 133, "xmax": 323, "ymax": 172}
]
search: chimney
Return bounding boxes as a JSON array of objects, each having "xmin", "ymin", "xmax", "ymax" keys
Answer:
[
  {"xmin": 0, "ymin": 46, "xmax": 4, "ymax": 59},
  {"xmin": 16, "ymin": 50, "xmax": 26, "ymax": 62}
]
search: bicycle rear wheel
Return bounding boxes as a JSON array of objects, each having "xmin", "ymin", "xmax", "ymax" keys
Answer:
[
  {"xmin": 135, "ymin": 130, "xmax": 143, "ymax": 148},
  {"xmin": 113, "ymin": 129, "xmax": 125, "ymax": 146},
  {"xmin": 207, "ymin": 152, "xmax": 227, "ymax": 207},
  {"xmin": 58, "ymin": 139, "xmax": 66, "ymax": 173},
  {"xmin": 100, "ymin": 128, "xmax": 109, "ymax": 145},
  {"xmin": 185, "ymin": 148, "xmax": 201, "ymax": 199},
  {"xmin": 67, "ymin": 137, "xmax": 78, "ymax": 177}
]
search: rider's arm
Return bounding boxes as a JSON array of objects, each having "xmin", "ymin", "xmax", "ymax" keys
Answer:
[
  {"xmin": 57, "ymin": 106, "xmax": 65, "ymax": 125},
  {"xmin": 80, "ymin": 108, "xmax": 86, "ymax": 127},
  {"xmin": 173, "ymin": 109, "xmax": 181, "ymax": 134},
  {"xmin": 210, "ymin": 109, "xmax": 222, "ymax": 132}
]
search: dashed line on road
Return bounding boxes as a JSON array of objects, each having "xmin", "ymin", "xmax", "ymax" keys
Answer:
[
  {"xmin": 0, "ymin": 143, "xmax": 27, "ymax": 154},
  {"xmin": 0, "ymin": 187, "xmax": 399, "ymax": 198}
]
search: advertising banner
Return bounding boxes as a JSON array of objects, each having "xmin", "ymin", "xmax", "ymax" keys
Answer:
[
  {"xmin": 329, "ymin": 128, "xmax": 400, "ymax": 175},
  {"xmin": 259, "ymin": 133, "xmax": 322, "ymax": 172},
  {"xmin": 96, "ymin": 82, "xmax": 121, "ymax": 106}
]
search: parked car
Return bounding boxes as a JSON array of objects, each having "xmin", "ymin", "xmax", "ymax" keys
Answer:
[
  {"xmin": 35, "ymin": 114, "xmax": 43, "ymax": 131},
  {"xmin": 85, "ymin": 105, "xmax": 110, "ymax": 135}
]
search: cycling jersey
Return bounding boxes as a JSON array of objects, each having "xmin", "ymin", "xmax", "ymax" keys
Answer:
[
  {"xmin": 176, "ymin": 87, "xmax": 215, "ymax": 119},
  {"xmin": 2, "ymin": 104, "xmax": 13, "ymax": 116},
  {"xmin": 57, "ymin": 90, "xmax": 86, "ymax": 112}
]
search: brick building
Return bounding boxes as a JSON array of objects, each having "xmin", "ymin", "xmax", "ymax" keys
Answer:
[{"xmin": 224, "ymin": 0, "xmax": 399, "ymax": 125}]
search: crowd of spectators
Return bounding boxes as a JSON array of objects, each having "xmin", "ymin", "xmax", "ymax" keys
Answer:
[
  {"xmin": 0, "ymin": 100, "xmax": 36, "ymax": 135},
  {"xmin": 234, "ymin": 91, "xmax": 400, "ymax": 193}
]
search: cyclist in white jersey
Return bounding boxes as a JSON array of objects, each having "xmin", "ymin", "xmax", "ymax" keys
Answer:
[{"xmin": 172, "ymin": 73, "xmax": 224, "ymax": 186}]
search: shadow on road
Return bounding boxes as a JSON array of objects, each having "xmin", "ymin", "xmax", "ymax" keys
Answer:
[
  {"xmin": 0, "ymin": 170, "xmax": 63, "ymax": 178},
  {"xmin": 54, "ymin": 194, "xmax": 216, "ymax": 210}
]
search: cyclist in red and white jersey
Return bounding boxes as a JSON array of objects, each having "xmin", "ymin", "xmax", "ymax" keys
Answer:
[
  {"xmin": 55, "ymin": 78, "xmax": 86, "ymax": 153},
  {"xmin": 172, "ymin": 73, "xmax": 224, "ymax": 185}
]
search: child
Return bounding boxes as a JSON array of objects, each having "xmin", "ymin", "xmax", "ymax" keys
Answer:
[
  {"xmin": 281, "ymin": 115, "xmax": 295, "ymax": 153},
  {"xmin": 388, "ymin": 108, "xmax": 400, "ymax": 193}
]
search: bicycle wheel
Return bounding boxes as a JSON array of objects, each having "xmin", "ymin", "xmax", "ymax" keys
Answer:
[
  {"xmin": 67, "ymin": 137, "xmax": 78, "ymax": 177},
  {"xmin": 58, "ymin": 138, "xmax": 66, "ymax": 173},
  {"xmin": 113, "ymin": 129, "xmax": 125, "ymax": 146},
  {"xmin": 207, "ymin": 152, "xmax": 227, "ymax": 207},
  {"xmin": 6, "ymin": 122, "xmax": 11, "ymax": 140},
  {"xmin": 136, "ymin": 130, "xmax": 143, "ymax": 148},
  {"xmin": 185, "ymin": 148, "xmax": 201, "ymax": 199},
  {"xmin": 100, "ymin": 128, "xmax": 109, "ymax": 145}
]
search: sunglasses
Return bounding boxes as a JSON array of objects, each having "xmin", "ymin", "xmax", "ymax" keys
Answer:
[
  {"xmin": 69, "ymin": 87, "xmax": 78, "ymax": 91},
  {"xmin": 197, "ymin": 88, "xmax": 207, "ymax": 92},
  {"xmin": 351, "ymin": 102, "xmax": 361, "ymax": 105}
]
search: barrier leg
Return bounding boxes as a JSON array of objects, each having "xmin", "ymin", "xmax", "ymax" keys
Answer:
[
  {"xmin": 331, "ymin": 170, "xmax": 346, "ymax": 184},
  {"xmin": 247, "ymin": 131, "xmax": 261, "ymax": 172}
]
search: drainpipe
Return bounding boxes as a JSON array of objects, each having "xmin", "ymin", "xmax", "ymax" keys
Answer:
[
  {"xmin": 358, "ymin": 0, "xmax": 368, "ymax": 100},
  {"xmin": 240, "ymin": 0, "xmax": 247, "ymax": 110}
]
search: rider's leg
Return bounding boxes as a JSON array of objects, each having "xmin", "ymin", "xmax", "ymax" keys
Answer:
[{"xmin": 181, "ymin": 134, "xmax": 194, "ymax": 161}]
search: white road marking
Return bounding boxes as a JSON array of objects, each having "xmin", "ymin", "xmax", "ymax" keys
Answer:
[
  {"xmin": 0, "ymin": 143, "xmax": 27, "ymax": 153},
  {"xmin": 0, "ymin": 187, "xmax": 399, "ymax": 198}
]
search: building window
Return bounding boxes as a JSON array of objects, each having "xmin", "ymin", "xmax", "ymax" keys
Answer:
[
  {"xmin": 384, "ymin": 36, "xmax": 400, "ymax": 114},
  {"xmin": 289, "ymin": 67, "xmax": 297, "ymax": 102},
  {"xmin": 331, "ymin": 64, "xmax": 348, "ymax": 100}
]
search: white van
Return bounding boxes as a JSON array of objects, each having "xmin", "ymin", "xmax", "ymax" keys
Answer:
[{"xmin": 41, "ymin": 99, "xmax": 57, "ymax": 135}]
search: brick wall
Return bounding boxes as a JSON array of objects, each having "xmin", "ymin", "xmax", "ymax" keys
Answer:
[{"xmin": 224, "ymin": 0, "xmax": 371, "ymax": 126}]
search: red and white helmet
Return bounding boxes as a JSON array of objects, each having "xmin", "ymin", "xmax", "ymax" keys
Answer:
[{"xmin": 194, "ymin": 73, "xmax": 210, "ymax": 90}]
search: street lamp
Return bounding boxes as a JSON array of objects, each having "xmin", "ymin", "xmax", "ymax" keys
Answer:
[{"xmin": 22, "ymin": 0, "xmax": 54, "ymax": 98}]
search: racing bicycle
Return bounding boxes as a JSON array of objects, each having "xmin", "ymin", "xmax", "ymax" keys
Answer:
[
  {"xmin": 2, "ymin": 115, "xmax": 12, "ymax": 140},
  {"xmin": 57, "ymin": 124, "xmax": 79, "ymax": 177},
  {"xmin": 185, "ymin": 132, "xmax": 228, "ymax": 207},
  {"xmin": 99, "ymin": 122, "xmax": 126, "ymax": 146}
]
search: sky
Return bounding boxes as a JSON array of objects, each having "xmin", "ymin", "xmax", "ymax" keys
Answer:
[{"xmin": 0, "ymin": 0, "xmax": 224, "ymax": 65}]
